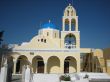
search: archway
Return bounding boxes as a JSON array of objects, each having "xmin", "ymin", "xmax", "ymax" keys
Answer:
[
  {"xmin": 47, "ymin": 56, "xmax": 60, "ymax": 73},
  {"xmin": 64, "ymin": 56, "xmax": 77, "ymax": 73},
  {"xmin": 64, "ymin": 33, "xmax": 76, "ymax": 49},
  {"xmin": 16, "ymin": 55, "xmax": 28, "ymax": 74},
  {"xmin": 32, "ymin": 56, "xmax": 44, "ymax": 73},
  {"xmin": 65, "ymin": 19, "xmax": 69, "ymax": 31},
  {"xmin": 71, "ymin": 19, "xmax": 76, "ymax": 31}
]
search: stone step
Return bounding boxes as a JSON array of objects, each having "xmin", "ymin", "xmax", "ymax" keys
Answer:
[{"xmin": 33, "ymin": 74, "xmax": 60, "ymax": 82}]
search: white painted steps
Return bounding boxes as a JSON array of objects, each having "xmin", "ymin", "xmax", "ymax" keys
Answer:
[{"xmin": 33, "ymin": 74, "xmax": 60, "ymax": 82}]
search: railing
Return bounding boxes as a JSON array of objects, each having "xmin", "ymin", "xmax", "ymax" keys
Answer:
[{"xmin": 65, "ymin": 43, "xmax": 76, "ymax": 49}]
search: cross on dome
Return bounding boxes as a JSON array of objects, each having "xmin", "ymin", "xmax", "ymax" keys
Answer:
[
  {"xmin": 49, "ymin": 20, "xmax": 51, "ymax": 23},
  {"xmin": 41, "ymin": 20, "xmax": 56, "ymax": 29},
  {"xmin": 69, "ymin": 3, "xmax": 71, "ymax": 6}
]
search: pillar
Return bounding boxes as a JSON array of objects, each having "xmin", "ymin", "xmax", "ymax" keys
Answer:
[
  {"xmin": 44, "ymin": 62, "xmax": 47, "ymax": 73},
  {"xmin": 75, "ymin": 17, "xmax": 78, "ymax": 31},
  {"xmin": 13, "ymin": 60, "xmax": 17, "ymax": 74},
  {"xmin": 69, "ymin": 18, "xmax": 71, "ymax": 31},
  {"xmin": 63, "ymin": 18, "xmax": 65, "ymax": 31},
  {"xmin": 77, "ymin": 56, "xmax": 80, "ymax": 73},
  {"xmin": 60, "ymin": 59, "xmax": 64, "ymax": 73}
]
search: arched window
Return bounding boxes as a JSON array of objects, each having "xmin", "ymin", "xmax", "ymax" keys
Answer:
[
  {"xmin": 64, "ymin": 33, "xmax": 76, "ymax": 49},
  {"xmin": 38, "ymin": 39, "xmax": 40, "ymax": 42},
  {"xmin": 44, "ymin": 39, "xmax": 46, "ymax": 43},
  {"xmin": 67, "ymin": 10, "xmax": 69, "ymax": 16},
  {"xmin": 55, "ymin": 33, "xmax": 56, "ymax": 38},
  {"xmin": 41, "ymin": 39, "xmax": 43, "ymax": 42},
  {"xmin": 71, "ymin": 19, "xmax": 76, "ymax": 31},
  {"xmin": 47, "ymin": 32, "xmax": 49, "ymax": 36},
  {"xmin": 71, "ymin": 10, "xmax": 74, "ymax": 16},
  {"xmin": 65, "ymin": 19, "xmax": 69, "ymax": 31}
]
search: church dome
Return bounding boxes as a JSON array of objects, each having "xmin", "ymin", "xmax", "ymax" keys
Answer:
[{"xmin": 41, "ymin": 20, "xmax": 56, "ymax": 29}]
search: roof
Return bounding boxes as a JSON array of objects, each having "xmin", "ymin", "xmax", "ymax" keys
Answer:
[{"xmin": 41, "ymin": 20, "xmax": 56, "ymax": 29}]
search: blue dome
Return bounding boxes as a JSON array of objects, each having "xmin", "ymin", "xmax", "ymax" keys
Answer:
[{"xmin": 41, "ymin": 22, "xmax": 56, "ymax": 29}]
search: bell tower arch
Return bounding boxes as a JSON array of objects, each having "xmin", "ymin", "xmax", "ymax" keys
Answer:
[
  {"xmin": 61, "ymin": 4, "xmax": 80, "ymax": 49},
  {"xmin": 62, "ymin": 4, "xmax": 78, "ymax": 31}
]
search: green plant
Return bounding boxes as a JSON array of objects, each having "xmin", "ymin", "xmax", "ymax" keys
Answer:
[
  {"xmin": 84, "ymin": 74, "xmax": 89, "ymax": 78},
  {"xmin": 60, "ymin": 74, "xmax": 71, "ymax": 81}
]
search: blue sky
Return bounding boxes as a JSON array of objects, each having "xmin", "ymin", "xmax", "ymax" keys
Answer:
[{"xmin": 0, "ymin": 0, "xmax": 110, "ymax": 49}]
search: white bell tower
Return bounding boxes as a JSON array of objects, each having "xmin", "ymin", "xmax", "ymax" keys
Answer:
[
  {"xmin": 62, "ymin": 4, "xmax": 78, "ymax": 31},
  {"xmin": 61, "ymin": 4, "xmax": 80, "ymax": 49}
]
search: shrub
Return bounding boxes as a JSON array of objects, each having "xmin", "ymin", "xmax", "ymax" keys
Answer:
[
  {"xmin": 84, "ymin": 74, "xmax": 89, "ymax": 78},
  {"xmin": 60, "ymin": 74, "xmax": 71, "ymax": 81}
]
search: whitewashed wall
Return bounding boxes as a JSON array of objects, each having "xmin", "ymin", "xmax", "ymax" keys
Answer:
[{"xmin": 0, "ymin": 65, "xmax": 7, "ymax": 82}]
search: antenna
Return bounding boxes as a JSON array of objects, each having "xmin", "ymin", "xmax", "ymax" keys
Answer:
[{"xmin": 67, "ymin": 0, "xmax": 73, "ymax": 6}]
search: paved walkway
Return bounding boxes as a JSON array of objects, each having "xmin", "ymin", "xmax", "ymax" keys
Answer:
[
  {"xmin": 11, "ymin": 75, "xmax": 22, "ymax": 82},
  {"xmin": 11, "ymin": 74, "xmax": 110, "ymax": 82}
]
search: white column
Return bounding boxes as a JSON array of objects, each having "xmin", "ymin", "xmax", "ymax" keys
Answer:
[
  {"xmin": 77, "ymin": 57, "xmax": 80, "ymax": 73},
  {"xmin": 69, "ymin": 18, "xmax": 71, "ymax": 31},
  {"xmin": 13, "ymin": 60, "xmax": 17, "ymax": 74},
  {"xmin": 75, "ymin": 17, "xmax": 78, "ymax": 31},
  {"xmin": 62, "ymin": 18, "xmax": 65, "ymax": 31},
  {"xmin": 60, "ymin": 59, "xmax": 64, "ymax": 73},
  {"xmin": 44, "ymin": 62, "xmax": 47, "ymax": 73}
]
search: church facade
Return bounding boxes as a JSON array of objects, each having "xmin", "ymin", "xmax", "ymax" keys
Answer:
[{"xmin": 4, "ymin": 4, "xmax": 106, "ymax": 74}]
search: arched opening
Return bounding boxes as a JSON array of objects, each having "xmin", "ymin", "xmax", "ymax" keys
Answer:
[
  {"xmin": 16, "ymin": 55, "xmax": 29, "ymax": 74},
  {"xmin": 71, "ymin": 19, "xmax": 76, "ymax": 31},
  {"xmin": 65, "ymin": 19, "xmax": 69, "ymax": 31},
  {"xmin": 47, "ymin": 56, "xmax": 60, "ymax": 73},
  {"xmin": 64, "ymin": 33, "xmax": 76, "ymax": 49},
  {"xmin": 64, "ymin": 56, "xmax": 77, "ymax": 73},
  {"xmin": 32, "ymin": 56, "xmax": 44, "ymax": 73},
  {"xmin": 67, "ymin": 10, "xmax": 69, "ymax": 16},
  {"xmin": 71, "ymin": 10, "xmax": 73, "ymax": 16},
  {"xmin": 7, "ymin": 56, "xmax": 14, "ymax": 73}
]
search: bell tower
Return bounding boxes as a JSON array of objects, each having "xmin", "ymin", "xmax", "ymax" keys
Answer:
[
  {"xmin": 62, "ymin": 4, "xmax": 78, "ymax": 31},
  {"xmin": 61, "ymin": 4, "xmax": 80, "ymax": 49}
]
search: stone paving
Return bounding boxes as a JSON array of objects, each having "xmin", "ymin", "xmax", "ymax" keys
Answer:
[
  {"xmin": 11, "ymin": 74, "xmax": 110, "ymax": 82},
  {"xmin": 11, "ymin": 75, "xmax": 22, "ymax": 82}
]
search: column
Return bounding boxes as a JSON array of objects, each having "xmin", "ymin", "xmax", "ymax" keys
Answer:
[
  {"xmin": 77, "ymin": 58, "xmax": 80, "ymax": 73},
  {"xmin": 69, "ymin": 18, "xmax": 71, "ymax": 31},
  {"xmin": 75, "ymin": 17, "xmax": 78, "ymax": 31},
  {"xmin": 13, "ymin": 60, "xmax": 17, "ymax": 74},
  {"xmin": 44, "ymin": 62, "xmax": 47, "ymax": 73},
  {"xmin": 62, "ymin": 18, "xmax": 65, "ymax": 31},
  {"xmin": 60, "ymin": 59, "xmax": 64, "ymax": 73}
]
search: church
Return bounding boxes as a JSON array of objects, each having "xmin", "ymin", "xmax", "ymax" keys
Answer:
[{"xmin": 3, "ymin": 4, "xmax": 107, "ymax": 74}]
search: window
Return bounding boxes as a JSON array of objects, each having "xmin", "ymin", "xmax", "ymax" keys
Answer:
[
  {"xmin": 44, "ymin": 39, "xmax": 46, "ymax": 43},
  {"xmin": 47, "ymin": 32, "xmax": 49, "ymax": 36},
  {"xmin": 38, "ymin": 39, "xmax": 40, "ymax": 42},
  {"xmin": 55, "ymin": 33, "xmax": 56, "ymax": 38},
  {"xmin": 67, "ymin": 10, "xmax": 69, "ymax": 16},
  {"xmin": 41, "ymin": 39, "xmax": 43, "ymax": 42},
  {"xmin": 30, "ymin": 52, "xmax": 34, "ymax": 55},
  {"xmin": 64, "ymin": 33, "xmax": 76, "ymax": 49}
]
